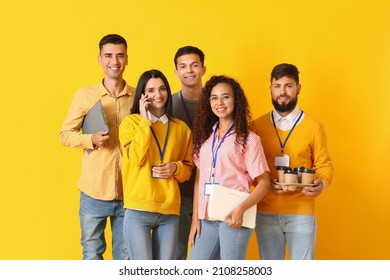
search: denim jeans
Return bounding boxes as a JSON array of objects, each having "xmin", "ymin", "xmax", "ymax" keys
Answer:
[
  {"xmin": 255, "ymin": 213, "xmax": 317, "ymax": 260},
  {"xmin": 189, "ymin": 219, "xmax": 252, "ymax": 260},
  {"xmin": 79, "ymin": 192, "xmax": 128, "ymax": 260},
  {"xmin": 123, "ymin": 209, "xmax": 179, "ymax": 260},
  {"xmin": 174, "ymin": 196, "xmax": 193, "ymax": 260}
]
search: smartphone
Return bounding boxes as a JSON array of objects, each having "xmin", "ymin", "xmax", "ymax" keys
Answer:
[{"xmin": 142, "ymin": 93, "xmax": 149, "ymax": 109}]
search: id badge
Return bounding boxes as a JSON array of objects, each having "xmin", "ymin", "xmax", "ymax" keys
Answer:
[
  {"xmin": 204, "ymin": 182, "xmax": 219, "ymax": 196},
  {"xmin": 152, "ymin": 165, "xmax": 167, "ymax": 179},
  {"xmin": 274, "ymin": 155, "xmax": 290, "ymax": 167}
]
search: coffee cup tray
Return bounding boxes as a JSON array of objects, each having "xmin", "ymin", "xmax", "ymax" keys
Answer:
[{"xmin": 273, "ymin": 181, "xmax": 316, "ymax": 191}]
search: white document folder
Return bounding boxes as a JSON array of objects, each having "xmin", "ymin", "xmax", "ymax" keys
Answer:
[
  {"xmin": 81, "ymin": 99, "xmax": 109, "ymax": 154},
  {"xmin": 208, "ymin": 185, "xmax": 256, "ymax": 229}
]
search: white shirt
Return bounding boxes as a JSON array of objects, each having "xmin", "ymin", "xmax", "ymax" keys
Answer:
[
  {"xmin": 147, "ymin": 111, "xmax": 169, "ymax": 124},
  {"xmin": 271, "ymin": 106, "xmax": 304, "ymax": 131}
]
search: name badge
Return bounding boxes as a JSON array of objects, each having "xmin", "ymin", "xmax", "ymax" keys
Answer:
[
  {"xmin": 274, "ymin": 155, "xmax": 290, "ymax": 167},
  {"xmin": 204, "ymin": 182, "xmax": 219, "ymax": 196},
  {"xmin": 152, "ymin": 165, "xmax": 167, "ymax": 179}
]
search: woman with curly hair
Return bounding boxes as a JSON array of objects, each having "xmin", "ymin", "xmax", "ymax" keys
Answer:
[{"xmin": 189, "ymin": 75, "xmax": 270, "ymax": 260}]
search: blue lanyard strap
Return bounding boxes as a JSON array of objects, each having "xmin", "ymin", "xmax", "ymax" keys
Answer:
[
  {"xmin": 210, "ymin": 123, "xmax": 234, "ymax": 182},
  {"xmin": 271, "ymin": 110, "xmax": 303, "ymax": 155},
  {"xmin": 179, "ymin": 91, "xmax": 193, "ymax": 127},
  {"xmin": 150, "ymin": 118, "xmax": 170, "ymax": 164}
]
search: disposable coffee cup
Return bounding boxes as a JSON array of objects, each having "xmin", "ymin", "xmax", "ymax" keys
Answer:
[
  {"xmin": 296, "ymin": 167, "xmax": 306, "ymax": 183},
  {"xmin": 284, "ymin": 169, "xmax": 298, "ymax": 191},
  {"xmin": 284, "ymin": 169, "xmax": 298, "ymax": 184},
  {"xmin": 301, "ymin": 168, "xmax": 316, "ymax": 184},
  {"xmin": 276, "ymin": 166, "xmax": 291, "ymax": 183}
]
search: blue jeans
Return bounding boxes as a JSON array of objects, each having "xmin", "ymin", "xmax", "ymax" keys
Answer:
[
  {"xmin": 255, "ymin": 213, "xmax": 317, "ymax": 260},
  {"xmin": 175, "ymin": 196, "xmax": 193, "ymax": 260},
  {"xmin": 123, "ymin": 209, "xmax": 179, "ymax": 260},
  {"xmin": 79, "ymin": 192, "xmax": 128, "ymax": 260},
  {"xmin": 189, "ymin": 219, "xmax": 252, "ymax": 260}
]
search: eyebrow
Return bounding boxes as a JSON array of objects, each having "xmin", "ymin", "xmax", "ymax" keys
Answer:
[
  {"xmin": 210, "ymin": 93, "xmax": 232, "ymax": 96},
  {"xmin": 272, "ymin": 82, "xmax": 293, "ymax": 86},
  {"xmin": 178, "ymin": 61, "xmax": 199, "ymax": 66},
  {"xmin": 102, "ymin": 52, "xmax": 125, "ymax": 56}
]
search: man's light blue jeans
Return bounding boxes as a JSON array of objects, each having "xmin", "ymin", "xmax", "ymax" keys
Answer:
[
  {"xmin": 255, "ymin": 213, "xmax": 317, "ymax": 260},
  {"xmin": 123, "ymin": 209, "xmax": 179, "ymax": 260},
  {"xmin": 79, "ymin": 192, "xmax": 128, "ymax": 260},
  {"xmin": 189, "ymin": 219, "xmax": 252, "ymax": 260}
]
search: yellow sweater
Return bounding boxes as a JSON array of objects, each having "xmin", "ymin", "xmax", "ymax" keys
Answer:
[
  {"xmin": 253, "ymin": 112, "xmax": 334, "ymax": 215},
  {"xmin": 119, "ymin": 114, "xmax": 193, "ymax": 215}
]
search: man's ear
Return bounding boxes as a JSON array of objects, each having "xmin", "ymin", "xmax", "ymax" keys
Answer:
[
  {"xmin": 202, "ymin": 66, "xmax": 207, "ymax": 76},
  {"xmin": 297, "ymin": 84, "xmax": 301, "ymax": 94}
]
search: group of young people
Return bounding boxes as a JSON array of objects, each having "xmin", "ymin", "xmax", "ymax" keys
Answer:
[{"xmin": 60, "ymin": 34, "xmax": 334, "ymax": 261}]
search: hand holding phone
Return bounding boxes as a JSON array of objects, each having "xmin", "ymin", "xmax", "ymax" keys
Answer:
[{"xmin": 140, "ymin": 93, "xmax": 150, "ymax": 119}]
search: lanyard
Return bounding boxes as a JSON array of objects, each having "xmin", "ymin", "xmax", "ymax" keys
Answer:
[
  {"xmin": 271, "ymin": 110, "xmax": 303, "ymax": 155},
  {"xmin": 179, "ymin": 91, "xmax": 193, "ymax": 127},
  {"xmin": 210, "ymin": 122, "xmax": 234, "ymax": 182},
  {"xmin": 150, "ymin": 118, "xmax": 170, "ymax": 164}
]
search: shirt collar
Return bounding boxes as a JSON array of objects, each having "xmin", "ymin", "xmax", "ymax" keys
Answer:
[
  {"xmin": 212, "ymin": 122, "xmax": 235, "ymax": 136},
  {"xmin": 98, "ymin": 80, "xmax": 132, "ymax": 97},
  {"xmin": 147, "ymin": 111, "xmax": 169, "ymax": 124},
  {"xmin": 272, "ymin": 106, "xmax": 301, "ymax": 123}
]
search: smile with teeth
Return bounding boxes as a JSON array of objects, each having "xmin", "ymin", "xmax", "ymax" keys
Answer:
[{"xmin": 152, "ymin": 98, "xmax": 164, "ymax": 103}]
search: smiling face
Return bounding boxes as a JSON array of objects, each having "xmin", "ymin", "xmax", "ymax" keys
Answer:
[
  {"xmin": 174, "ymin": 53, "xmax": 206, "ymax": 88},
  {"xmin": 270, "ymin": 76, "xmax": 301, "ymax": 116},
  {"xmin": 209, "ymin": 83, "xmax": 235, "ymax": 122},
  {"xmin": 144, "ymin": 77, "xmax": 168, "ymax": 117},
  {"xmin": 98, "ymin": 43, "xmax": 128, "ymax": 80}
]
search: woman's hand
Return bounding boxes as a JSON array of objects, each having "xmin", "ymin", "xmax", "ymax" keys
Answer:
[
  {"xmin": 139, "ymin": 93, "xmax": 150, "ymax": 119},
  {"xmin": 225, "ymin": 204, "xmax": 245, "ymax": 228},
  {"xmin": 189, "ymin": 219, "xmax": 201, "ymax": 247},
  {"xmin": 152, "ymin": 162, "xmax": 177, "ymax": 178}
]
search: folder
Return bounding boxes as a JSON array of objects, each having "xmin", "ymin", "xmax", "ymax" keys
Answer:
[
  {"xmin": 208, "ymin": 185, "xmax": 256, "ymax": 229},
  {"xmin": 81, "ymin": 99, "xmax": 109, "ymax": 154}
]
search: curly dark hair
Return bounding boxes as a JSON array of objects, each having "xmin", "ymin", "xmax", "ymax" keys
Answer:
[{"xmin": 192, "ymin": 75, "xmax": 252, "ymax": 158}]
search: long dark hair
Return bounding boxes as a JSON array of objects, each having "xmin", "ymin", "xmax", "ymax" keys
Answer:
[
  {"xmin": 192, "ymin": 75, "xmax": 252, "ymax": 158},
  {"xmin": 130, "ymin": 69, "xmax": 173, "ymax": 118}
]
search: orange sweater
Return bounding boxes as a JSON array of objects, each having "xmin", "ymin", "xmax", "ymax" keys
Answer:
[{"xmin": 253, "ymin": 112, "xmax": 334, "ymax": 215}]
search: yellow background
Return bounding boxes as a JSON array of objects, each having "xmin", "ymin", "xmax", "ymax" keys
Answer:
[{"xmin": 1, "ymin": 0, "xmax": 389, "ymax": 260}]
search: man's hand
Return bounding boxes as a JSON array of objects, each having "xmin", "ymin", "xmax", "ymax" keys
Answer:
[
  {"xmin": 302, "ymin": 179, "xmax": 325, "ymax": 197},
  {"xmin": 91, "ymin": 131, "xmax": 110, "ymax": 148}
]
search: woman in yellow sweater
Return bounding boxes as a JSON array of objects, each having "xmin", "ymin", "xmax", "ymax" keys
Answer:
[{"xmin": 119, "ymin": 69, "xmax": 193, "ymax": 259}]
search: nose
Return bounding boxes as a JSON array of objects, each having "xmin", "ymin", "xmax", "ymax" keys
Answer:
[
  {"xmin": 156, "ymin": 89, "xmax": 166, "ymax": 97},
  {"xmin": 213, "ymin": 96, "xmax": 225, "ymax": 105},
  {"xmin": 187, "ymin": 66, "xmax": 194, "ymax": 73},
  {"xmin": 217, "ymin": 97, "xmax": 225, "ymax": 104}
]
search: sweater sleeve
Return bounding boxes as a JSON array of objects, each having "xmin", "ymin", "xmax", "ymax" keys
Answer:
[
  {"xmin": 119, "ymin": 115, "xmax": 152, "ymax": 166},
  {"xmin": 313, "ymin": 122, "xmax": 334, "ymax": 187},
  {"xmin": 173, "ymin": 127, "xmax": 193, "ymax": 183}
]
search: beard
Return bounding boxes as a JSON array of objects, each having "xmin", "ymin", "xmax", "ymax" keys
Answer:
[{"xmin": 272, "ymin": 95, "xmax": 298, "ymax": 113}]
